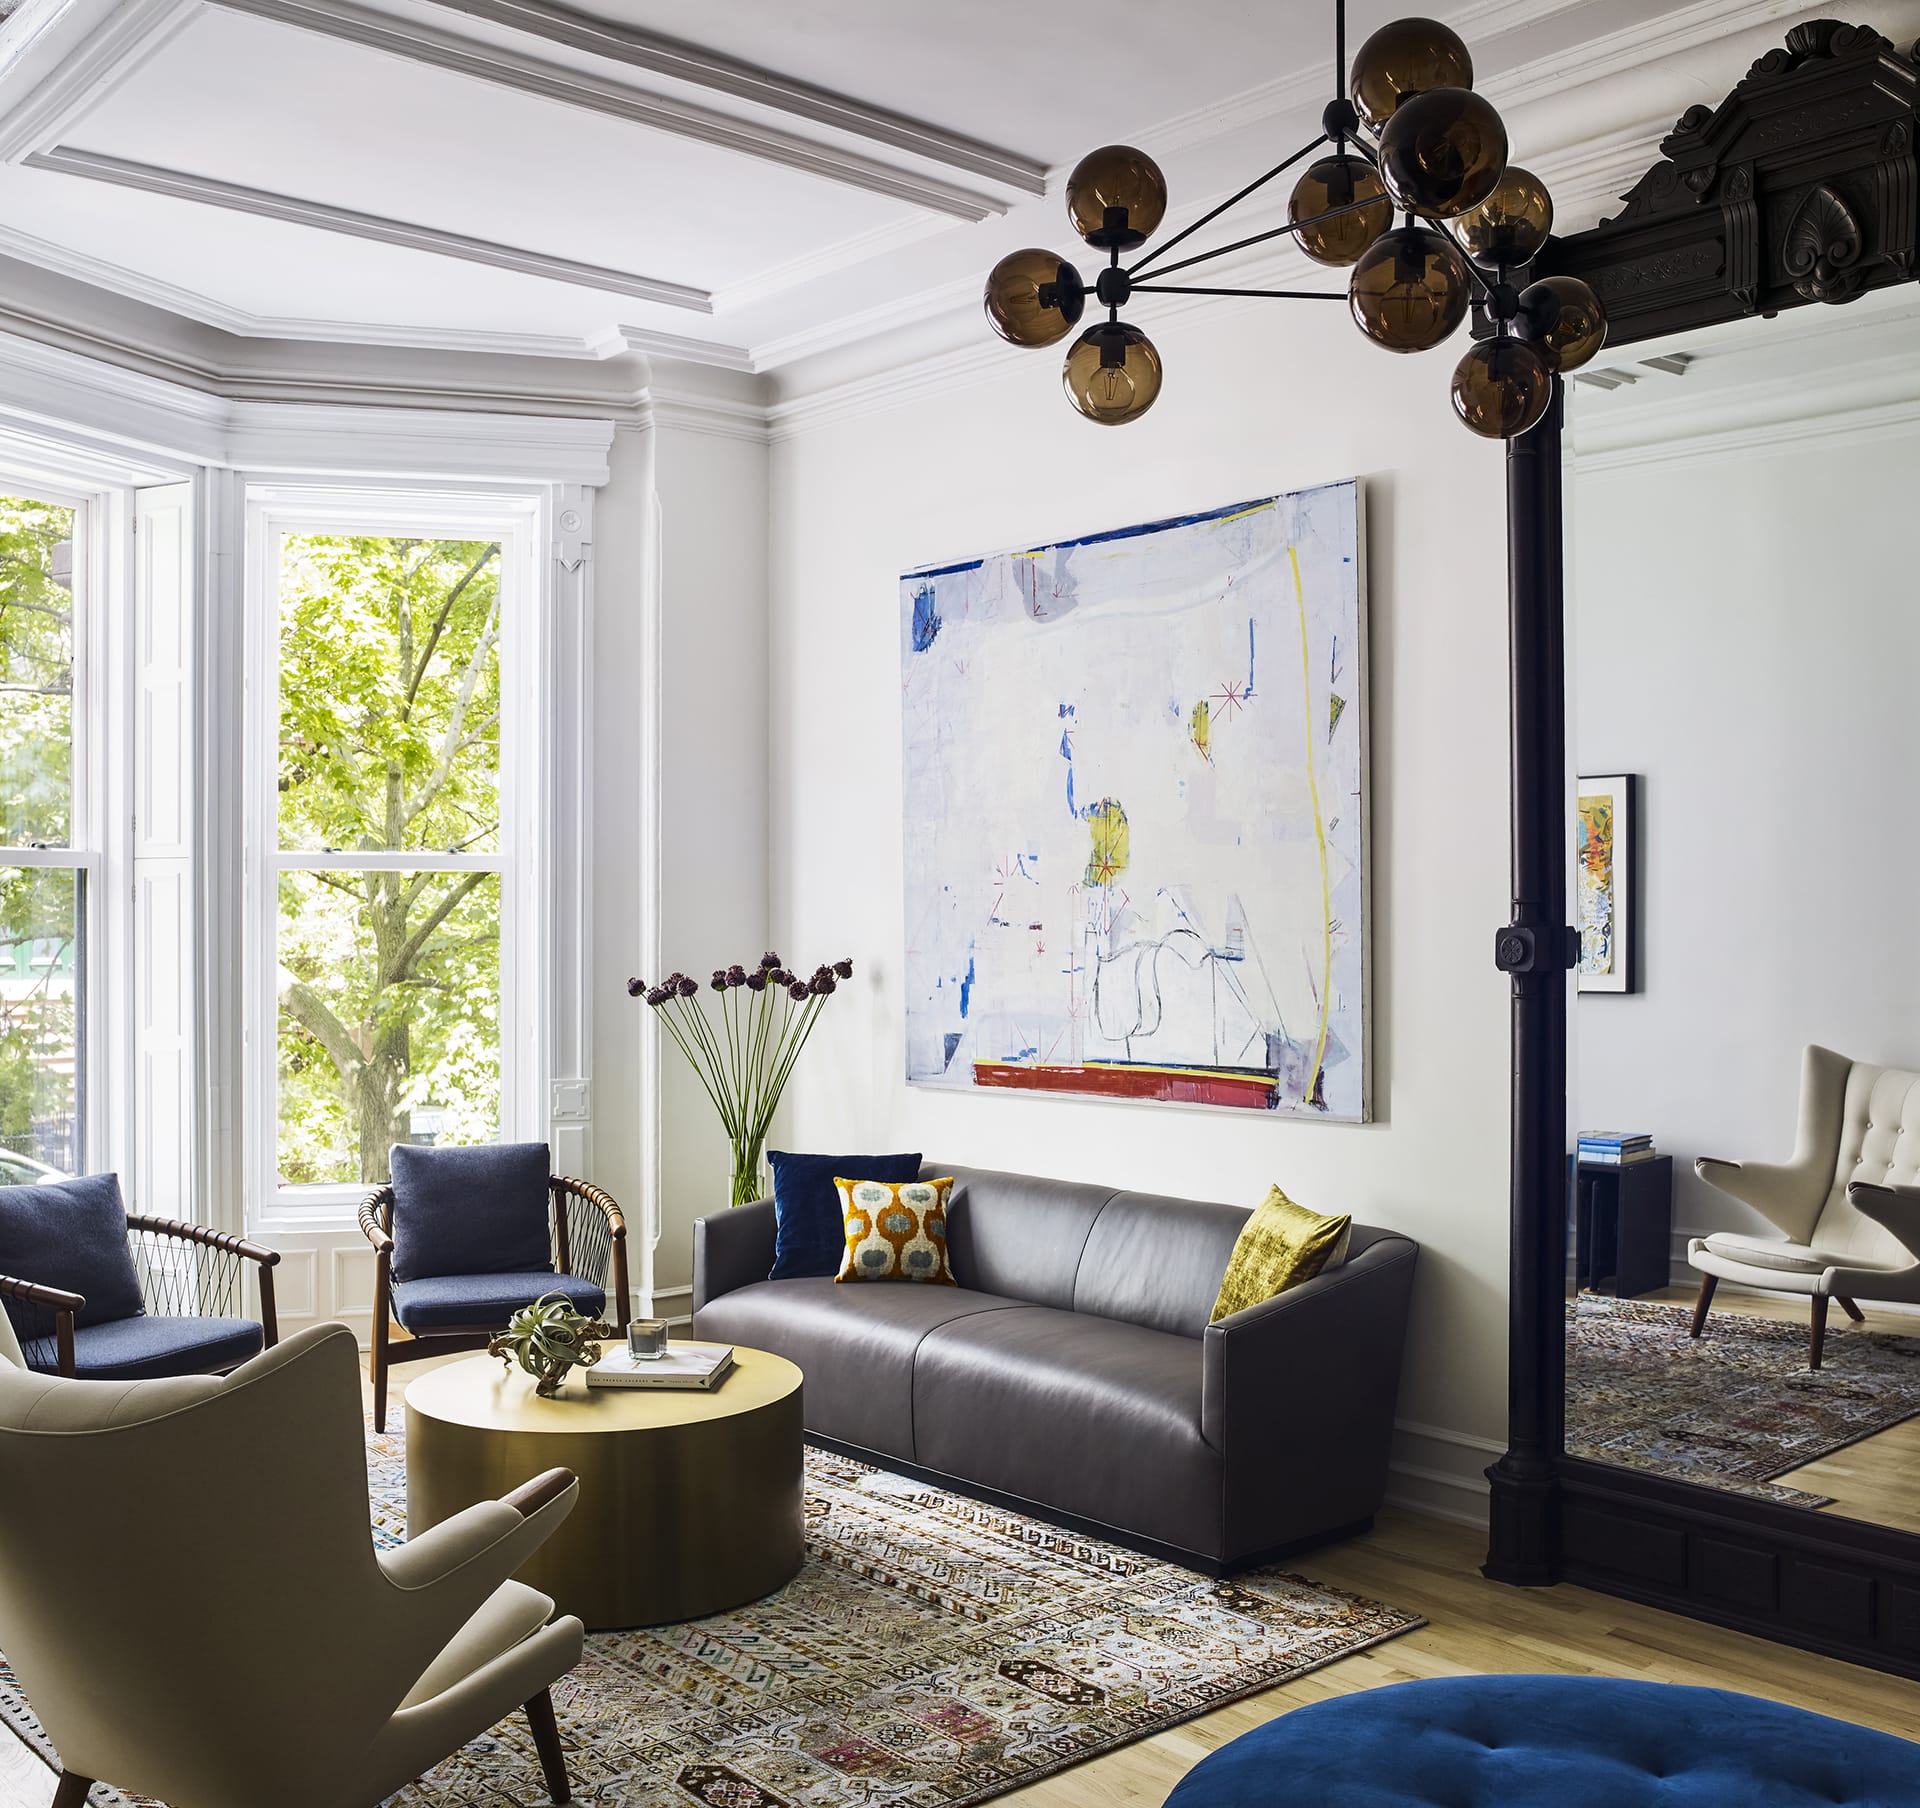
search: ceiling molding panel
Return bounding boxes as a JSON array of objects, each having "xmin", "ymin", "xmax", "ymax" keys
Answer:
[
  {"xmin": 0, "ymin": 0, "xmax": 197, "ymax": 163},
  {"xmin": 25, "ymin": 145, "xmax": 717, "ymax": 307},
  {"xmin": 207, "ymin": 0, "xmax": 1019, "ymax": 221}
]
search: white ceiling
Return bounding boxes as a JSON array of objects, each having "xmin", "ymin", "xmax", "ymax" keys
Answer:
[{"xmin": 0, "ymin": 0, "xmax": 1822, "ymax": 374}]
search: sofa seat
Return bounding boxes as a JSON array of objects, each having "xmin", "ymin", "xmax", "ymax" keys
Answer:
[
  {"xmin": 390, "ymin": 1270, "xmax": 605, "ymax": 1334},
  {"xmin": 53, "ymin": 1314, "xmax": 264, "ymax": 1380},
  {"xmin": 691, "ymin": 1277, "xmax": 1022, "ymax": 1457},
  {"xmin": 914, "ymin": 1305, "xmax": 1222, "ymax": 1555}
]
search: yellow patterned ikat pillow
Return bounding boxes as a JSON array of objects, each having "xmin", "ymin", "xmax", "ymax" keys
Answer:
[
  {"xmin": 835, "ymin": 1177, "xmax": 957, "ymax": 1285},
  {"xmin": 1208, "ymin": 1184, "xmax": 1351, "ymax": 1324}
]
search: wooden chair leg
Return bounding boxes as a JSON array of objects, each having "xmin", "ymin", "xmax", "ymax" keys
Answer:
[
  {"xmin": 371, "ymin": 1264, "xmax": 392, "ymax": 1434},
  {"xmin": 525, "ymin": 1688, "xmax": 569, "ymax": 1804},
  {"xmin": 52, "ymin": 1770, "xmax": 94, "ymax": 1807},
  {"xmin": 1837, "ymin": 1295, "xmax": 1866, "ymax": 1323},
  {"xmin": 1689, "ymin": 1273, "xmax": 1717, "ymax": 1338},
  {"xmin": 1809, "ymin": 1294, "xmax": 1830, "ymax": 1370}
]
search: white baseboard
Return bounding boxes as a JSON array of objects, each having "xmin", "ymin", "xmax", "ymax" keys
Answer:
[{"xmin": 1386, "ymin": 1418, "xmax": 1499, "ymax": 1527}]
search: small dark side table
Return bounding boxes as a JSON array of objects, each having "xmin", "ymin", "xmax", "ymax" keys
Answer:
[{"xmin": 1573, "ymin": 1154, "xmax": 1674, "ymax": 1298}]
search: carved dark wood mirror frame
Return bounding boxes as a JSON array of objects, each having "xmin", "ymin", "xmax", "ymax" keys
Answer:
[{"xmin": 1485, "ymin": 18, "xmax": 1920, "ymax": 1678}]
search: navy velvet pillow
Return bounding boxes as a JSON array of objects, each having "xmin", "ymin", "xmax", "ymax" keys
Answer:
[
  {"xmin": 390, "ymin": 1141, "xmax": 553, "ymax": 1284},
  {"xmin": 0, "ymin": 1172, "xmax": 144, "ymax": 1330},
  {"xmin": 768, "ymin": 1149, "xmax": 923, "ymax": 1281}
]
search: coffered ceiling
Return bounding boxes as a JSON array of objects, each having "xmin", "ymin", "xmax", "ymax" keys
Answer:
[{"xmin": 0, "ymin": 0, "xmax": 1842, "ymax": 376}]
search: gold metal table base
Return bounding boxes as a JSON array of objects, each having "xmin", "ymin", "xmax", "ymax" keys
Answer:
[{"xmin": 405, "ymin": 1345, "xmax": 804, "ymax": 1630}]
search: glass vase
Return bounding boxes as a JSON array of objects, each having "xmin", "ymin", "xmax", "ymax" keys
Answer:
[{"xmin": 729, "ymin": 1132, "xmax": 769, "ymax": 1207}]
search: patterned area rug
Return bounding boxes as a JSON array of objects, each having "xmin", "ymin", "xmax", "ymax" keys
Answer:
[
  {"xmin": 2, "ymin": 1414, "xmax": 1420, "ymax": 1807},
  {"xmin": 1567, "ymin": 1294, "xmax": 1920, "ymax": 1507}
]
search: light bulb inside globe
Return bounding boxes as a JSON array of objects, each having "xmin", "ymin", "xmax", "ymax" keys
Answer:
[{"xmin": 1063, "ymin": 323, "xmax": 1163, "ymax": 425}]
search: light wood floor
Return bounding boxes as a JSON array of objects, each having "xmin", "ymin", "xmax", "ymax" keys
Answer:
[{"xmin": 1641, "ymin": 1282, "xmax": 1920, "ymax": 1534}]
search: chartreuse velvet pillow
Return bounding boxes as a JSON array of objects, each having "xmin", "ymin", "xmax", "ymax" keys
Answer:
[
  {"xmin": 834, "ymin": 1177, "xmax": 956, "ymax": 1285},
  {"xmin": 1208, "ymin": 1184, "xmax": 1351, "ymax": 1324}
]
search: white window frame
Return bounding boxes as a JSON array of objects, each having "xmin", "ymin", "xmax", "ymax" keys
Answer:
[{"xmin": 243, "ymin": 484, "xmax": 545, "ymax": 1223}]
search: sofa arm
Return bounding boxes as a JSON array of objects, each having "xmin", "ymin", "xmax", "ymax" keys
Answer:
[{"xmin": 692, "ymin": 1198, "xmax": 778, "ymax": 1315}]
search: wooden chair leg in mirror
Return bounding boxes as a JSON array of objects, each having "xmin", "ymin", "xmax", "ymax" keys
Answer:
[
  {"xmin": 525, "ymin": 1688, "xmax": 570, "ymax": 1804},
  {"xmin": 1837, "ymin": 1295, "xmax": 1866, "ymax": 1323},
  {"xmin": 1688, "ymin": 1273, "xmax": 1717, "ymax": 1337},
  {"xmin": 1809, "ymin": 1293, "xmax": 1829, "ymax": 1370},
  {"xmin": 52, "ymin": 1772, "xmax": 94, "ymax": 1808}
]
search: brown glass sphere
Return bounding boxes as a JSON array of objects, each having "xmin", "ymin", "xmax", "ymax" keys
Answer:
[
  {"xmin": 1062, "ymin": 323, "xmax": 1162, "ymax": 425},
  {"xmin": 1066, "ymin": 145, "xmax": 1168, "ymax": 249},
  {"xmin": 1451, "ymin": 337, "xmax": 1553, "ymax": 438},
  {"xmin": 983, "ymin": 248, "xmax": 1085, "ymax": 347},
  {"xmin": 1289, "ymin": 154, "xmax": 1394, "ymax": 267},
  {"xmin": 1350, "ymin": 16, "xmax": 1473, "ymax": 131},
  {"xmin": 1519, "ymin": 274, "xmax": 1607, "ymax": 371},
  {"xmin": 1377, "ymin": 87, "xmax": 1509, "ymax": 219},
  {"xmin": 1348, "ymin": 224, "xmax": 1472, "ymax": 353},
  {"xmin": 1454, "ymin": 165, "xmax": 1554, "ymax": 268}
]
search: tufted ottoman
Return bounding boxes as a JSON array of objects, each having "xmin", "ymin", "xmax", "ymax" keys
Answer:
[{"xmin": 1162, "ymin": 1675, "xmax": 1920, "ymax": 1806}]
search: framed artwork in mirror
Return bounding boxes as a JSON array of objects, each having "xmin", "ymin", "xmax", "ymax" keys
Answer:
[{"xmin": 1576, "ymin": 773, "xmax": 1636, "ymax": 994}]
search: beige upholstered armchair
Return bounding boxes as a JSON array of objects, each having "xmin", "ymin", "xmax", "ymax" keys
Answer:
[
  {"xmin": 0, "ymin": 1318, "xmax": 585, "ymax": 1808},
  {"xmin": 1689, "ymin": 1044, "xmax": 1920, "ymax": 1368}
]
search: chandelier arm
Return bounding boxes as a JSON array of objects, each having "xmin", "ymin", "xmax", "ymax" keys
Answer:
[
  {"xmin": 1127, "ymin": 286, "xmax": 1348, "ymax": 299},
  {"xmin": 1143, "ymin": 190, "xmax": 1391, "ymax": 284},
  {"xmin": 1126, "ymin": 133, "xmax": 1329, "ymax": 278}
]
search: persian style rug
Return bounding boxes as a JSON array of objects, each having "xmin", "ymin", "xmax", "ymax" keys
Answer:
[
  {"xmin": 2, "ymin": 1416, "xmax": 1420, "ymax": 1808},
  {"xmin": 1566, "ymin": 1294, "xmax": 1920, "ymax": 1507}
]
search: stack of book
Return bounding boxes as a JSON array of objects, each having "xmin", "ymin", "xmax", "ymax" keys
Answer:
[
  {"xmin": 586, "ymin": 1341, "xmax": 736, "ymax": 1391},
  {"xmin": 1578, "ymin": 1131, "xmax": 1656, "ymax": 1166}
]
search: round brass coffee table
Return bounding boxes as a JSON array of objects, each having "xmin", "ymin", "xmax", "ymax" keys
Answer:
[{"xmin": 404, "ymin": 1345, "xmax": 803, "ymax": 1631}]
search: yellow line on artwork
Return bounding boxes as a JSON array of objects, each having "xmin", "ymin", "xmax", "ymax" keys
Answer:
[
  {"xmin": 1215, "ymin": 500, "xmax": 1278, "ymax": 525},
  {"xmin": 1291, "ymin": 542, "xmax": 1333, "ymax": 1102}
]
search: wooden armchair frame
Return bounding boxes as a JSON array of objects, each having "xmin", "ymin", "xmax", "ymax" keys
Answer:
[
  {"xmin": 0, "ymin": 1217, "xmax": 279, "ymax": 1378},
  {"xmin": 363, "ymin": 1174, "xmax": 629, "ymax": 1431}
]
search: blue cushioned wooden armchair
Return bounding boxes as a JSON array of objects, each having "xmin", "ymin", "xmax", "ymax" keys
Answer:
[
  {"xmin": 362, "ymin": 1141, "xmax": 629, "ymax": 1430},
  {"xmin": 0, "ymin": 1174, "xmax": 279, "ymax": 1380}
]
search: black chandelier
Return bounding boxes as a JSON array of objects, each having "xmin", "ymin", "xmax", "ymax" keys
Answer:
[{"xmin": 983, "ymin": 7, "xmax": 1608, "ymax": 436}]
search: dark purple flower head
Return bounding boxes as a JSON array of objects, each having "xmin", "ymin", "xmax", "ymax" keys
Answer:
[
  {"xmin": 788, "ymin": 981, "xmax": 809, "ymax": 1001},
  {"xmin": 711, "ymin": 975, "xmax": 727, "ymax": 992},
  {"xmin": 833, "ymin": 958, "xmax": 854, "ymax": 979},
  {"xmin": 810, "ymin": 973, "xmax": 836, "ymax": 996},
  {"xmin": 725, "ymin": 965, "xmax": 747, "ymax": 987},
  {"xmin": 746, "ymin": 970, "xmax": 767, "ymax": 992},
  {"xmin": 678, "ymin": 976, "xmax": 698, "ymax": 998},
  {"xmin": 761, "ymin": 951, "xmax": 781, "ymax": 970},
  {"xmin": 645, "ymin": 986, "xmax": 670, "ymax": 1007},
  {"xmin": 627, "ymin": 976, "xmax": 647, "ymax": 997},
  {"xmin": 771, "ymin": 969, "xmax": 793, "ymax": 988},
  {"xmin": 712, "ymin": 968, "xmax": 726, "ymax": 985}
]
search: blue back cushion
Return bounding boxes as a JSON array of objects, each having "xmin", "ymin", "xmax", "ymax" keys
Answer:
[
  {"xmin": 0, "ymin": 1172, "xmax": 144, "ymax": 1332},
  {"xmin": 768, "ymin": 1149, "xmax": 923, "ymax": 1280},
  {"xmin": 390, "ymin": 1142, "xmax": 553, "ymax": 1283}
]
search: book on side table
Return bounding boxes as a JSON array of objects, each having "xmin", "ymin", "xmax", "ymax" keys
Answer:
[{"xmin": 587, "ymin": 1341, "xmax": 736, "ymax": 1391}]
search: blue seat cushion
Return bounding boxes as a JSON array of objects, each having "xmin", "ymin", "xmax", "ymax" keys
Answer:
[
  {"xmin": 1163, "ymin": 1675, "xmax": 1920, "ymax": 1807},
  {"xmin": 392, "ymin": 1270, "xmax": 604, "ymax": 1334},
  {"xmin": 0, "ymin": 1172, "xmax": 144, "ymax": 1340},
  {"xmin": 768, "ymin": 1149, "xmax": 923, "ymax": 1280},
  {"xmin": 27, "ymin": 1314, "xmax": 265, "ymax": 1381},
  {"xmin": 389, "ymin": 1141, "xmax": 552, "ymax": 1283}
]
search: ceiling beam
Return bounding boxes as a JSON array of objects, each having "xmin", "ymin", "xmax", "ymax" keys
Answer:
[{"xmin": 24, "ymin": 145, "xmax": 715, "ymax": 308}]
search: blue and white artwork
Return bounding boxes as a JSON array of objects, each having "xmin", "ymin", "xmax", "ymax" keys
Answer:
[{"xmin": 901, "ymin": 481, "xmax": 1368, "ymax": 1120}]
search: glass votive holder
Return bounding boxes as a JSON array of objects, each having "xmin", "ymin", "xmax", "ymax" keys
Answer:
[{"xmin": 628, "ymin": 1319, "xmax": 669, "ymax": 1361}]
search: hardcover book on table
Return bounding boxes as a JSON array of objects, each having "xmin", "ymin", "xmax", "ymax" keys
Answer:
[{"xmin": 586, "ymin": 1342, "xmax": 736, "ymax": 1391}]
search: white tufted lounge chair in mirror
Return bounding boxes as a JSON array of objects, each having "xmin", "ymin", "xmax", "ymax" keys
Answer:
[
  {"xmin": 1689, "ymin": 1044, "xmax": 1920, "ymax": 1368},
  {"xmin": 0, "ymin": 1319, "xmax": 586, "ymax": 1807}
]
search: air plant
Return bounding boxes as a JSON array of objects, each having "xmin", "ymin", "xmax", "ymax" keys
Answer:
[{"xmin": 488, "ymin": 1292, "xmax": 614, "ymax": 1397}]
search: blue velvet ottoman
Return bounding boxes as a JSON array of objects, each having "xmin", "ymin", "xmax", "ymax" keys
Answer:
[{"xmin": 1163, "ymin": 1675, "xmax": 1920, "ymax": 1807}]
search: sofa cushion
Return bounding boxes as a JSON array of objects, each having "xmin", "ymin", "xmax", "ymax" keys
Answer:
[
  {"xmin": 51, "ymin": 1314, "xmax": 263, "ymax": 1381},
  {"xmin": 836, "ymin": 1177, "xmax": 955, "ymax": 1285},
  {"xmin": 390, "ymin": 1141, "xmax": 553, "ymax": 1283},
  {"xmin": 912, "ymin": 1305, "xmax": 1223, "ymax": 1557},
  {"xmin": 692, "ymin": 1277, "xmax": 1020, "ymax": 1458},
  {"xmin": 769, "ymin": 1149, "xmax": 924, "ymax": 1280},
  {"xmin": 391, "ymin": 1270, "xmax": 603, "ymax": 1333},
  {"xmin": 1072, "ymin": 1189, "xmax": 1251, "ymax": 1337},
  {"xmin": 0, "ymin": 1172, "xmax": 145, "ymax": 1337},
  {"xmin": 939, "ymin": 1164, "xmax": 1118, "ymax": 1308},
  {"xmin": 1210, "ymin": 1185, "xmax": 1351, "ymax": 1324}
]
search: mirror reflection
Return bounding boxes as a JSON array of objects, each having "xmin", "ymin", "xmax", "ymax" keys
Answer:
[{"xmin": 1564, "ymin": 290, "xmax": 1920, "ymax": 1534}]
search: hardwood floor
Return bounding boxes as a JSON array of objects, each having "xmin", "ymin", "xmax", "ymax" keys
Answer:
[{"xmin": 9, "ymin": 1499, "xmax": 1920, "ymax": 1807}]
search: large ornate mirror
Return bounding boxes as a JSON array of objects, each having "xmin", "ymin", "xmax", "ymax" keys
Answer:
[{"xmin": 1489, "ymin": 17, "xmax": 1920, "ymax": 1678}]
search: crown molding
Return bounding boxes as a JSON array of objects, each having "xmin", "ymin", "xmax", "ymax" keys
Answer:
[
  {"xmin": 638, "ymin": 382, "xmax": 772, "ymax": 445},
  {"xmin": 25, "ymin": 145, "xmax": 717, "ymax": 309},
  {"xmin": 416, "ymin": 0, "xmax": 1046, "ymax": 198},
  {"xmin": 210, "ymin": 0, "xmax": 1021, "ymax": 222},
  {"xmin": 0, "ymin": 0, "xmax": 194, "ymax": 164}
]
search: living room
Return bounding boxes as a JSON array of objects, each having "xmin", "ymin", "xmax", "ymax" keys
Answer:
[{"xmin": 1, "ymin": 0, "xmax": 1919, "ymax": 1803}]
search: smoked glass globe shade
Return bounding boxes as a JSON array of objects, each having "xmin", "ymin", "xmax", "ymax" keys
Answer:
[
  {"xmin": 1520, "ymin": 274, "xmax": 1608, "ymax": 371},
  {"xmin": 1451, "ymin": 337, "xmax": 1553, "ymax": 438},
  {"xmin": 1377, "ymin": 87, "xmax": 1509, "ymax": 219},
  {"xmin": 1454, "ymin": 165, "xmax": 1554, "ymax": 267},
  {"xmin": 1348, "ymin": 224, "xmax": 1472, "ymax": 353},
  {"xmin": 983, "ymin": 248, "xmax": 1085, "ymax": 347},
  {"xmin": 1349, "ymin": 16, "xmax": 1473, "ymax": 131},
  {"xmin": 1289, "ymin": 154, "xmax": 1394, "ymax": 266},
  {"xmin": 1062, "ymin": 323, "xmax": 1163, "ymax": 425},
  {"xmin": 1066, "ymin": 145, "xmax": 1169, "ymax": 249}
]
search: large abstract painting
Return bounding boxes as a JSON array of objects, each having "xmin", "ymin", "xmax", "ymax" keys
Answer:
[{"xmin": 901, "ymin": 481, "xmax": 1368, "ymax": 1120}]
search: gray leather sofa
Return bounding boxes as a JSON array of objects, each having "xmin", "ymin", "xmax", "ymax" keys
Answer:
[{"xmin": 691, "ymin": 1163, "xmax": 1418, "ymax": 1573}]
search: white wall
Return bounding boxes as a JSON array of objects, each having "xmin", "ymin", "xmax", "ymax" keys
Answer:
[
  {"xmin": 1571, "ymin": 343, "xmax": 1920, "ymax": 1259},
  {"xmin": 766, "ymin": 300, "xmax": 1515, "ymax": 1513}
]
